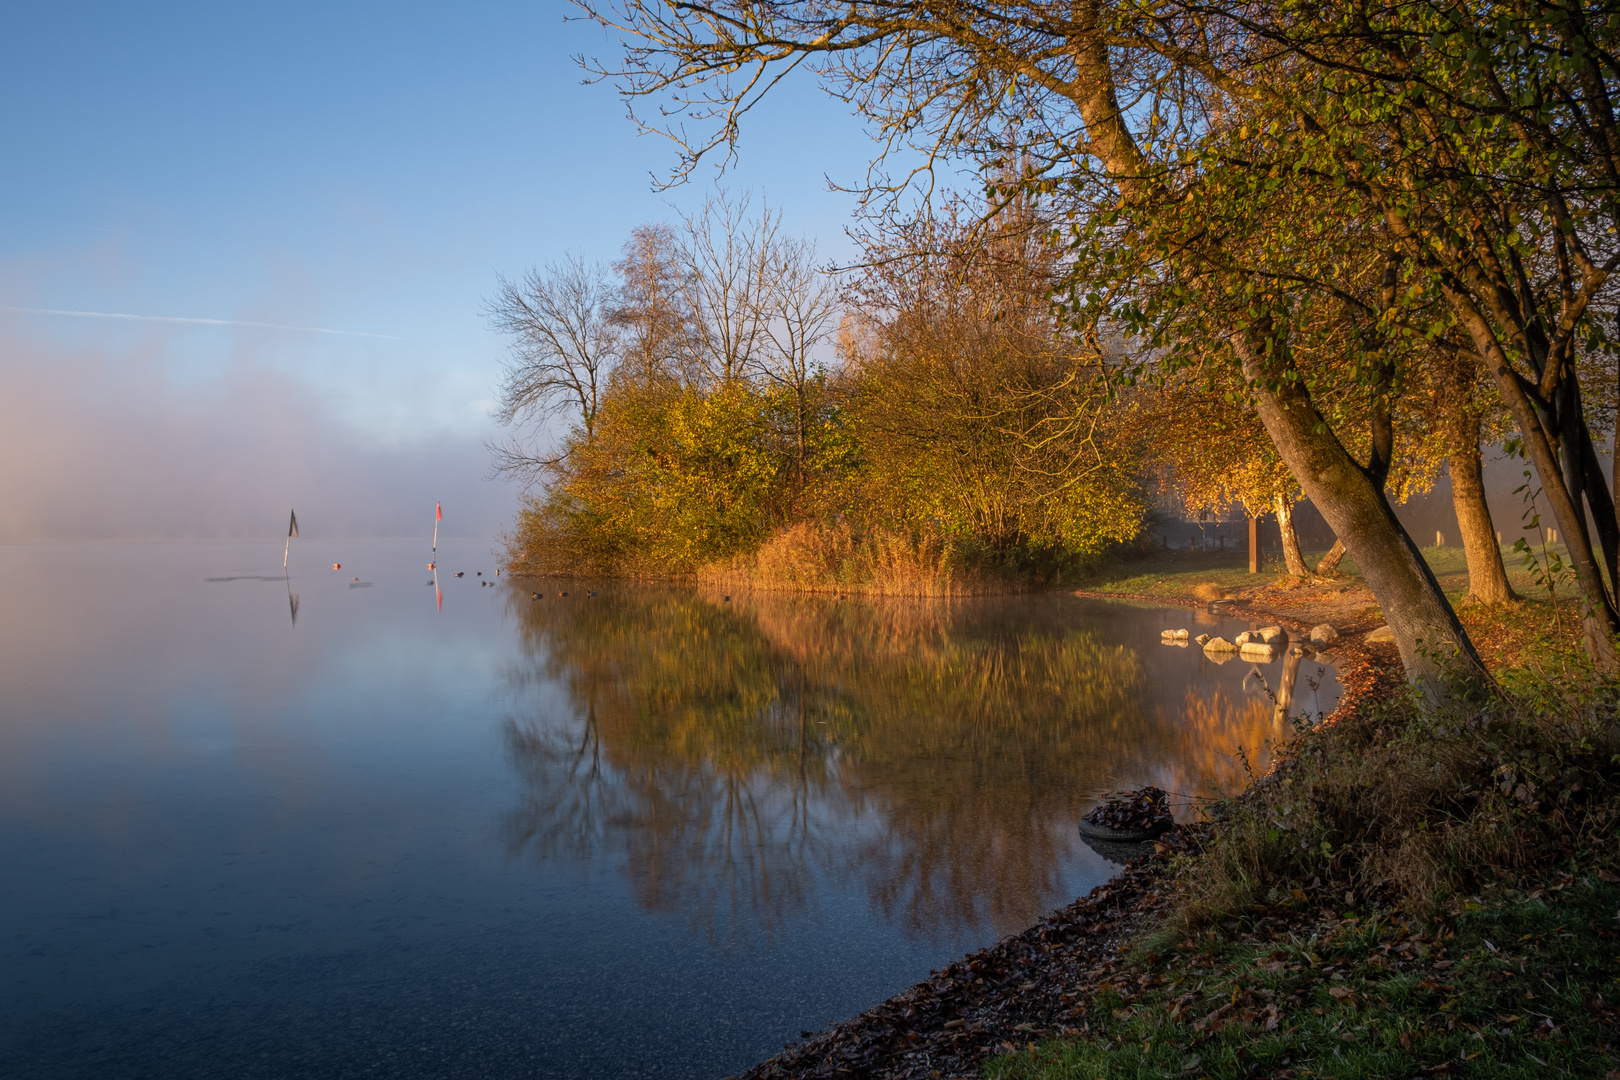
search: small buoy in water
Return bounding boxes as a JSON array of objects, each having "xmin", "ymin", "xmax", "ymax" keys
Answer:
[{"xmin": 333, "ymin": 563, "xmax": 342, "ymax": 570}]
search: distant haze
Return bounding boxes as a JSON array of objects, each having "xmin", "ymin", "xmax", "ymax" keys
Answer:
[{"xmin": 0, "ymin": 325, "xmax": 514, "ymax": 541}]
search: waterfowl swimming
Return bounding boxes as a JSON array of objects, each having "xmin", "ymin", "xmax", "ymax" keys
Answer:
[
  {"xmin": 332, "ymin": 563, "xmax": 342, "ymax": 570},
  {"xmin": 531, "ymin": 592, "xmax": 540, "ymax": 600},
  {"xmin": 455, "ymin": 572, "xmax": 464, "ymax": 578}
]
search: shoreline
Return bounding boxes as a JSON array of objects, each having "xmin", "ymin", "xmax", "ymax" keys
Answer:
[{"xmin": 729, "ymin": 589, "xmax": 1393, "ymax": 1080}]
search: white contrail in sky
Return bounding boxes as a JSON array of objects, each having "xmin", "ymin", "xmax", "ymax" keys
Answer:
[{"xmin": 1, "ymin": 305, "xmax": 401, "ymax": 340}]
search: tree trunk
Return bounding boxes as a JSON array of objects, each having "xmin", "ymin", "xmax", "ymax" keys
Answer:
[
  {"xmin": 1449, "ymin": 438, "xmax": 1516, "ymax": 605},
  {"xmin": 1234, "ymin": 331, "xmax": 1489, "ymax": 696},
  {"xmin": 1446, "ymin": 287, "xmax": 1620, "ymax": 672},
  {"xmin": 1273, "ymin": 493, "xmax": 1309, "ymax": 577},
  {"xmin": 1315, "ymin": 539, "xmax": 1346, "ymax": 576}
]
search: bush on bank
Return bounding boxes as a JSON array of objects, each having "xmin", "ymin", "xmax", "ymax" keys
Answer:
[{"xmin": 504, "ymin": 371, "xmax": 1146, "ymax": 591}]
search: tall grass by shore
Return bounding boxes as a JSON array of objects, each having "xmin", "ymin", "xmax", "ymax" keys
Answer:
[{"xmin": 696, "ymin": 521, "xmax": 1011, "ymax": 597}]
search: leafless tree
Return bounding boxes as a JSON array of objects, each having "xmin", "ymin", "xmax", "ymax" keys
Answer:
[
  {"xmin": 675, "ymin": 192, "xmax": 781, "ymax": 386},
  {"xmin": 755, "ymin": 234, "xmax": 839, "ymax": 471},
  {"xmin": 490, "ymin": 196, "xmax": 841, "ymax": 487},
  {"xmin": 487, "ymin": 255, "xmax": 621, "ymax": 479}
]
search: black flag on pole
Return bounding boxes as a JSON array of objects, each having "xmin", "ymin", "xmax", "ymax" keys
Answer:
[{"xmin": 288, "ymin": 510, "xmax": 299, "ymax": 539}]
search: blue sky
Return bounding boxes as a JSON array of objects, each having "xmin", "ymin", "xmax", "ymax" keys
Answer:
[{"xmin": 0, "ymin": 1, "xmax": 878, "ymax": 538}]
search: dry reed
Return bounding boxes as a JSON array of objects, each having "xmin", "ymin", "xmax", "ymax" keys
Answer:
[{"xmin": 696, "ymin": 521, "xmax": 1015, "ymax": 597}]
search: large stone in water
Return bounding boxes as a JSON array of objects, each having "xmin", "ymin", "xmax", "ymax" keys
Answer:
[
  {"xmin": 1258, "ymin": 625, "xmax": 1288, "ymax": 645},
  {"xmin": 1203, "ymin": 636, "xmax": 1238, "ymax": 653}
]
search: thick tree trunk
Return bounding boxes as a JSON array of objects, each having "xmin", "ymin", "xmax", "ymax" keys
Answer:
[
  {"xmin": 1316, "ymin": 539, "xmax": 1346, "ymax": 576},
  {"xmin": 1273, "ymin": 492, "xmax": 1310, "ymax": 577},
  {"xmin": 1235, "ymin": 333, "xmax": 1488, "ymax": 696},
  {"xmin": 1449, "ymin": 439, "xmax": 1516, "ymax": 605}
]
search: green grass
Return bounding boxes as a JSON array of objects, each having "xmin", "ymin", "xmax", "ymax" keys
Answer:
[
  {"xmin": 1083, "ymin": 547, "xmax": 1303, "ymax": 595},
  {"xmin": 990, "ymin": 880, "xmax": 1620, "ymax": 1079},
  {"xmin": 1082, "ymin": 542, "xmax": 1563, "ymax": 606}
]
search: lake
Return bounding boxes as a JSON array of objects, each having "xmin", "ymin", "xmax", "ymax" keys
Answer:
[{"xmin": 0, "ymin": 540, "xmax": 1339, "ymax": 1079}]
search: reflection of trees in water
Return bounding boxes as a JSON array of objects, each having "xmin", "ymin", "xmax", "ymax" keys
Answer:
[
  {"xmin": 501, "ymin": 596, "xmax": 832, "ymax": 945},
  {"xmin": 1144, "ymin": 648, "xmax": 1338, "ymax": 804},
  {"xmin": 499, "ymin": 589, "xmax": 1300, "ymax": 942},
  {"xmin": 503, "ymin": 709, "xmax": 827, "ymax": 944}
]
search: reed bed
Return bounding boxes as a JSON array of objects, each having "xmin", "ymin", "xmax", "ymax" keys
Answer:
[{"xmin": 696, "ymin": 521, "xmax": 1016, "ymax": 597}]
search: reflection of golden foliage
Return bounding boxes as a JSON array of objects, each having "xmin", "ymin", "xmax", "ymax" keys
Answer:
[
  {"xmin": 499, "ymin": 588, "xmax": 1315, "ymax": 943},
  {"xmin": 1150, "ymin": 684, "xmax": 1278, "ymax": 802}
]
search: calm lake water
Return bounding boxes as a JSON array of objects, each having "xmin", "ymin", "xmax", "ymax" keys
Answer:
[{"xmin": 0, "ymin": 540, "xmax": 1339, "ymax": 1080}]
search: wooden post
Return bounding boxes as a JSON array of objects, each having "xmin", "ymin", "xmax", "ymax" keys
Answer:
[{"xmin": 1249, "ymin": 516, "xmax": 1261, "ymax": 573}]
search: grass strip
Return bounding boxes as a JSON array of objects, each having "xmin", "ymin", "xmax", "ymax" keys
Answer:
[{"xmin": 990, "ymin": 876, "xmax": 1620, "ymax": 1078}]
